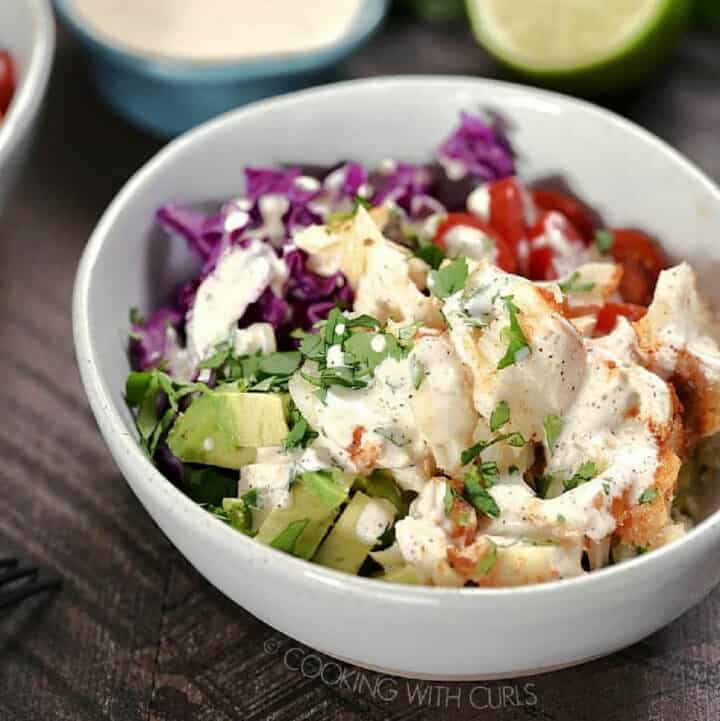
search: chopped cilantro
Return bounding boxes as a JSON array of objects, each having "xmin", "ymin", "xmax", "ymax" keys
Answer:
[
  {"xmin": 410, "ymin": 355, "xmax": 426, "ymax": 390},
  {"xmin": 463, "ymin": 467, "xmax": 500, "ymax": 518},
  {"xmin": 543, "ymin": 414, "xmax": 563, "ymax": 452},
  {"xmin": 635, "ymin": 545, "xmax": 649, "ymax": 555},
  {"xmin": 414, "ymin": 242, "xmax": 446, "ymax": 270},
  {"xmin": 490, "ymin": 400, "xmax": 510, "ymax": 432},
  {"xmin": 352, "ymin": 194, "xmax": 371, "ymax": 214},
  {"xmin": 475, "ymin": 540, "xmax": 498, "ymax": 576},
  {"xmin": 461, "ymin": 431, "xmax": 526, "ymax": 465},
  {"xmin": 535, "ymin": 474, "xmax": 553, "ymax": 499},
  {"xmin": 444, "ymin": 483, "xmax": 457, "ymax": 516},
  {"xmin": 563, "ymin": 461, "xmax": 598, "ymax": 492},
  {"xmin": 595, "ymin": 229, "xmax": 614, "ymax": 254},
  {"xmin": 129, "ymin": 307, "xmax": 145, "ymax": 326},
  {"xmin": 602, "ymin": 482, "xmax": 611, "ymax": 496},
  {"xmin": 282, "ymin": 404, "xmax": 318, "ymax": 452},
  {"xmin": 428, "ymin": 257, "xmax": 468, "ymax": 299},
  {"xmin": 497, "ymin": 296, "xmax": 531, "ymax": 370},
  {"xmin": 639, "ymin": 487, "xmax": 658, "ymax": 505},
  {"xmin": 558, "ymin": 272, "xmax": 595, "ymax": 293}
]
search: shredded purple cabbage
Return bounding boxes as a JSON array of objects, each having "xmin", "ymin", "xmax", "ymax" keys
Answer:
[
  {"xmin": 141, "ymin": 111, "xmax": 515, "ymax": 367},
  {"xmin": 372, "ymin": 162, "xmax": 433, "ymax": 214},
  {"xmin": 129, "ymin": 307, "xmax": 182, "ymax": 371},
  {"xmin": 437, "ymin": 111, "xmax": 515, "ymax": 182}
]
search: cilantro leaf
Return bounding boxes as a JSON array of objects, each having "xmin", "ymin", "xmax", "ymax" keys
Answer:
[
  {"xmin": 444, "ymin": 483, "xmax": 457, "ymax": 516},
  {"xmin": 563, "ymin": 461, "xmax": 598, "ymax": 492},
  {"xmin": 475, "ymin": 539, "xmax": 498, "ymax": 576},
  {"xmin": 414, "ymin": 243, "xmax": 446, "ymax": 270},
  {"xmin": 410, "ymin": 355, "xmax": 426, "ymax": 390},
  {"xmin": 595, "ymin": 229, "xmax": 614, "ymax": 254},
  {"xmin": 282, "ymin": 405, "xmax": 318, "ymax": 452},
  {"xmin": 558, "ymin": 272, "xmax": 595, "ymax": 293},
  {"xmin": 639, "ymin": 487, "xmax": 658, "ymax": 505},
  {"xmin": 428, "ymin": 257, "xmax": 468, "ymax": 299},
  {"xmin": 463, "ymin": 467, "xmax": 500, "ymax": 518},
  {"xmin": 352, "ymin": 195, "xmax": 371, "ymax": 214},
  {"xmin": 497, "ymin": 296, "xmax": 531, "ymax": 370},
  {"xmin": 490, "ymin": 401, "xmax": 510, "ymax": 432},
  {"xmin": 543, "ymin": 414, "xmax": 563, "ymax": 451}
]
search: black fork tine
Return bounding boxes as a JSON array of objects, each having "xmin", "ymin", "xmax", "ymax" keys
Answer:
[
  {"xmin": 0, "ymin": 558, "xmax": 61, "ymax": 611},
  {"xmin": 0, "ymin": 577, "xmax": 61, "ymax": 611},
  {"xmin": 1, "ymin": 566, "xmax": 39, "ymax": 585}
]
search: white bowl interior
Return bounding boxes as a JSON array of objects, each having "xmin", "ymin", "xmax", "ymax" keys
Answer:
[
  {"xmin": 0, "ymin": 0, "xmax": 54, "ymax": 207},
  {"xmin": 75, "ymin": 78, "xmax": 720, "ymax": 678}
]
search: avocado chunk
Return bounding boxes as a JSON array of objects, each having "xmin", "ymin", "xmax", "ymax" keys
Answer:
[
  {"xmin": 256, "ymin": 469, "xmax": 353, "ymax": 560},
  {"xmin": 378, "ymin": 566, "xmax": 421, "ymax": 585},
  {"xmin": 168, "ymin": 390, "xmax": 289, "ymax": 469},
  {"xmin": 314, "ymin": 492, "xmax": 396, "ymax": 574}
]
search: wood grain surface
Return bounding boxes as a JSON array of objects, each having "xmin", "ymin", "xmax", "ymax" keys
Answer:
[{"xmin": 2, "ymin": 12, "xmax": 720, "ymax": 721}]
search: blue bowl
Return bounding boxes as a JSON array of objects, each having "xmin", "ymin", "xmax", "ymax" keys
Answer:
[{"xmin": 54, "ymin": 0, "xmax": 388, "ymax": 137}]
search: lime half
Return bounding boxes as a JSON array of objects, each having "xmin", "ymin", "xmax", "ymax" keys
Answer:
[{"xmin": 467, "ymin": 0, "xmax": 692, "ymax": 94}]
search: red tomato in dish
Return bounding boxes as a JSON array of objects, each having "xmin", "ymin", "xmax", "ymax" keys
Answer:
[
  {"xmin": 433, "ymin": 212, "xmax": 517, "ymax": 273},
  {"xmin": 526, "ymin": 210, "xmax": 585, "ymax": 281},
  {"xmin": 0, "ymin": 50, "xmax": 15, "ymax": 116},
  {"xmin": 610, "ymin": 229, "xmax": 667, "ymax": 306},
  {"xmin": 595, "ymin": 303, "xmax": 647, "ymax": 335},
  {"xmin": 531, "ymin": 189, "xmax": 595, "ymax": 243},
  {"xmin": 487, "ymin": 177, "xmax": 528, "ymax": 258}
]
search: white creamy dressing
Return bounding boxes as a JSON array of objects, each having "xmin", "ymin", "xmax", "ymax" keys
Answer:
[
  {"xmin": 186, "ymin": 241, "xmax": 286, "ymax": 363},
  {"xmin": 234, "ymin": 322, "xmax": 277, "ymax": 357},
  {"xmin": 326, "ymin": 344, "xmax": 345, "ymax": 368},
  {"xmin": 437, "ymin": 156, "xmax": 467, "ymax": 182},
  {"xmin": 444, "ymin": 265, "xmax": 584, "ymax": 443},
  {"xmin": 531, "ymin": 212, "xmax": 590, "ymax": 277},
  {"xmin": 69, "ymin": 0, "xmax": 363, "ymax": 62},
  {"xmin": 638, "ymin": 263, "xmax": 720, "ymax": 382},
  {"xmin": 442, "ymin": 225, "xmax": 497, "ymax": 263},
  {"xmin": 466, "ymin": 184, "xmax": 490, "ymax": 221},
  {"xmin": 288, "ymin": 357, "xmax": 433, "ymax": 490},
  {"xmin": 354, "ymin": 498, "xmax": 396, "ymax": 545}
]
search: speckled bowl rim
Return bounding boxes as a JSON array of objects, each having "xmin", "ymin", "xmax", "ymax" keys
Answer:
[
  {"xmin": 73, "ymin": 75, "xmax": 720, "ymax": 604},
  {"xmin": 0, "ymin": 0, "xmax": 55, "ymax": 170}
]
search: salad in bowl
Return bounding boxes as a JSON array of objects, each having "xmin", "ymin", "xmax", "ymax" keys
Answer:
[{"xmin": 125, "ymin": 112, "xmax": 720, "ymax": 589}]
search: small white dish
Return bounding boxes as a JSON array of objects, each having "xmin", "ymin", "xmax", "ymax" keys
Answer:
[
  {"xmin": 0, "ymin": 0, "xmax": 55, "ymax": 211},
  {"xmin": 73, "ymin": 76, "xmax": 720, "ymax": 679}
]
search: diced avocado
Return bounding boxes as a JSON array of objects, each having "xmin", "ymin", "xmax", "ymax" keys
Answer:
[
  {"xmin": 354, "ymin": 469, "xmax": 408, "ymax": 516},
  {"xmin": 168, "ymin": 390, "xmax": 289, "ymax": 469},
  {"xmin": 314, "ymin": 492, "xmax": 380, "ymax": 574},
  {"xmin": 256, "ymin": 469, "xmax": 353, "ymax": 560},
  {"xmin": 378, "ymin": 566, "xmax": 421, "ymax": 585},
  {"xmin": 369, "ymin": 544, "xmax": 406, "ymax": 574}
]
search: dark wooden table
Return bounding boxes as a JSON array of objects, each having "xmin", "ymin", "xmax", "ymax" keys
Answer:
[{"xmin": 2, "ymin": 13, "xmax": 720, "ymax": 721}]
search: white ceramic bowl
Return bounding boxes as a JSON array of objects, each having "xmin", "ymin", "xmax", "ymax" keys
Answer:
[
  {"xmin": 73, "ymin": 77, "xmax": 720, "ymax": 680},
  {"xmin": 0, "ymin": 0, "xmax": 55, "ymax": 211}
]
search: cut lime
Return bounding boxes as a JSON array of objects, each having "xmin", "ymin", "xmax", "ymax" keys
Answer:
[{"xmin": 466, "ymin": 0, "xmax": 693, "ymax": 94}]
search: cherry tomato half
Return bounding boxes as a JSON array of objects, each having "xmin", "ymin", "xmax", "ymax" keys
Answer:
[
  {"xmin": 531, "ymin": 189, "xmax": 595, "ymax": 243},
  {"xmin": 610, "ymin": 229, "xmax": 667, "ymax": 306},
  {"xmin": 487, "ymin": 177, "xmax": 528, "ymax": 259},
  {"xmin": 0, "ymin": 50, "xmax": 15, "ymax": 117},
  {"xmin": 433, "ymin": 212, "xmax": 517, "ymax": 273},
  {"xmin": 595, "ymin": 302, "xmax": 647, "ymax": 335},
  {"xmin": 526, "ymin": 210, "xmax": 585, "ymax": 281}
]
